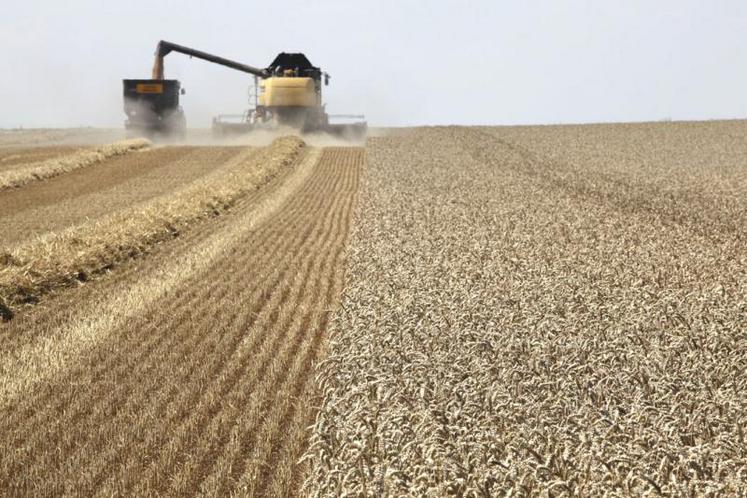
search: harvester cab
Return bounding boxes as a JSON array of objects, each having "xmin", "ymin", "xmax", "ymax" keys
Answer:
[{"xmin": 122, "ymin": 40, "xmax": 366, "ymax": 139}]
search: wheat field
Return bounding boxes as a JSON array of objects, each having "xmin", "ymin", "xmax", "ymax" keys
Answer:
[
  {"xmin": 305, "ymin": 124, "xmax": 746, "ymax": 496},
  {"xmin": 1, "ymin": 122, "xmax": 745, "ymax": 496}
]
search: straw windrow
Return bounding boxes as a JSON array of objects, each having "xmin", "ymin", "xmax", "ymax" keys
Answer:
[{"xmin": 0, "ymin": 138, "xmax": 150, "ymax": 190}]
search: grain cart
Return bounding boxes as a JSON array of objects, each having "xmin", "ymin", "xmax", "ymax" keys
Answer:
[{"xmin": 123, "ymin": 79, "xmax": 186, "ymax": 139}]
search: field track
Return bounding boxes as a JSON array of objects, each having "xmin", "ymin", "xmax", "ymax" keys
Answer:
[
  {"xmin": 0, "ymin": 146, "xmax": 246, "ymax": 246},
  {"xmin": 0, "ymin": 146, "xmax": 362, "ymax": 496}
]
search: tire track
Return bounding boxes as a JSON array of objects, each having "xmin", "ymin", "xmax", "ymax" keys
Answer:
[
  {"xmin": 0, "ymin": 146, "xmax": 363, "ymax": 497},
  {"xmin": 457, "ymin": 127, "xmax": 745, "ymax": 242}
]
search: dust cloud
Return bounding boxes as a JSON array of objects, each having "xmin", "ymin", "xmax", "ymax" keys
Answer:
[
  {"xmin": 0, "ymin": 125, "xmax": 371, "ymax": 149},
  {"xmin": 177, "ymin": 126, "xmax": 367, "ymax": 147},
  {"xmin": 0, "ymin": 129, "xmax": 126, "ymax": 148}
]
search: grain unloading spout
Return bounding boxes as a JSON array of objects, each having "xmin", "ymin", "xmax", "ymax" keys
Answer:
[{"xmin": 151, "ymin": 40, "xmax": 270, "ymax": 80}]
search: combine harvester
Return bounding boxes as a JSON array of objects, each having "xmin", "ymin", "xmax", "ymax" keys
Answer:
[{"xmin": 123, "ymin": 40, "xmax": 367, "ymax": 139}]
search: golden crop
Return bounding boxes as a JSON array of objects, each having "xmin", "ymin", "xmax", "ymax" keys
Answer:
[{"xmin": 305, "ymin": 124, "xmax": 746, "ymax": 496}]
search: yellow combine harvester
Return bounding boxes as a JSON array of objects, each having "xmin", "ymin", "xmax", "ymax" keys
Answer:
[{"xmin": 123, "ymin": 40, "xmax": 366, "ymax": 139}]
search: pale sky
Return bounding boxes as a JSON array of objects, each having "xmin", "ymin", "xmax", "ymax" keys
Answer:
[{"xmin": 2, "ymin": 0, "xmax": 746, "ymax": 128}]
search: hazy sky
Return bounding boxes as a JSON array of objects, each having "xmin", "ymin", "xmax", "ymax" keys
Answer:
[{"xmin": 2, "ymin": 0, "xmax": 747, "ymax": 128}]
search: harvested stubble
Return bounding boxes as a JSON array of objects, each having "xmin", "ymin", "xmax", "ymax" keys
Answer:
[
  {"xmin": 0, "ymin": 146, "xmax": 363, "ymax": 497},
  {"xmin": 305, "ymin": 125, "xmax": 747, "ymax": 496},
  {"xmin": 0, "ymin": 146, "xmax": 246, "ymax": 246},
  {"xmin": 0, "ymin": 138, "xmax": 150, "ymax": 190},
  {"xmin": 0, "ymin": 145, "xmax": 84, "ymax": 172},
  {"xmin": 0, "ymin": 137, "xmax": 304, "ymax": 318}
]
